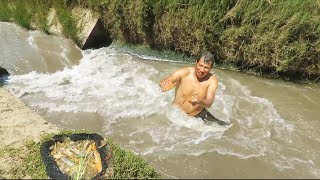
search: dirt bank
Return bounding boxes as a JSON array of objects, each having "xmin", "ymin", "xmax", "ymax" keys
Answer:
[{"xmin": 0, "ymin": 87, "xmax": 61, "ymax": 178}]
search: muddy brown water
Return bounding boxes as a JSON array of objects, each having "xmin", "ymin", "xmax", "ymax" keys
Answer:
[{"xmin": 1, "ymin": 22, "xmax": 320, "ymax": 178}]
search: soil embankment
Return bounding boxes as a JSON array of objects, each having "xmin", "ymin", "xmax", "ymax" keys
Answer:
[{"xmin": 0, "ymin": 88, "xmax": 61, "ymax": 177}]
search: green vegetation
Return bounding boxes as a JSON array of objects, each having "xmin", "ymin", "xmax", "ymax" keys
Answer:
[
  {"xmin": 0, "ymin": 0, "xmax": 319, "ymax": 82},
  {"xmin": 0, "ymin": 140, "xmax": 47, "ymax": 178},
  {"xmin": 0, "ymin": 0, "xmax": 80, "ymax": 43},
  {"xmin": 56, "ymin": 7, "xmax": 81, "ymax": 46},
  {"xmin": 0, "ymin": 0, "xmax": 33, "ymax": 29},
  {"xmin": 110, "ymin": 140, "xmax": 160, "ymax": 179},
  {"xmin": 0, "ymin": 129, "xmax": 160, "ymax": 179}
]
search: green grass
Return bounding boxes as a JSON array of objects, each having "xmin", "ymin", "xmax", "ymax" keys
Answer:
[
  {"xmin": 109, "ymin": 139, "xmax": 161, "ymax": 179},
  {"xmin": 0, "ymin": 141, "xmax": 47, "ymax": 179},
  {"xmin": 56, "ymin": 7, "xmax": 81, "ymax": 46},
  {"xmin": 0, "ymin": 0, "xmax": 319, "ymax": 82},
  {"xmin": 0, "ymin": 1, "xmax": 11, "ymax": 22},
  {"xmin": 0, "ymin": 129, "xmax": 161, "ymax": 179}
]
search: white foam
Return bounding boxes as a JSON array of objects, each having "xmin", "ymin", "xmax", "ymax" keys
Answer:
[
  {"xmin": 7, "ymin": 47, "xmax": 168, "ymax": 121},
  {"xmin": 112, "ymin": 44, "xmax": 184, "ymax": 63},
  {"xmin": 141, "ymin": 146, "xmax": 157, "ymax": 156},
  {"xmin": 129, "ymin": 140, "xmax": 144, "ymax": 145},
  {"xmin": 27, "ymin": 31, "xmax": 38, "ymax": 49},
  {"xmin": 3, "ymin": 42, "xmax": 319, "ymax": 177},
  {"xmin": 165, "ymin": 104, "xmax": 229, "ymax": 133}
]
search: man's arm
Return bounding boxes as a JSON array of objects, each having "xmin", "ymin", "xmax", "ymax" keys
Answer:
[
  {"xmin": 190, "ymin": 77, "xmax": 218, "ymax": 108},
  {"xmin": 159, "ymin": 68, "xmax": 188, "ymax": 92}
]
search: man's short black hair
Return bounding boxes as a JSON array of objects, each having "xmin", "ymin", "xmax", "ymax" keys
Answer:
[{"xmin": 196, "ymin": 51, "xmax": 214, "ymax": 67}]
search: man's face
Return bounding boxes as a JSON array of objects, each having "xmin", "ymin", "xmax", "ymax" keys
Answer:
[{"xmin": 195, "ymin": 57, "xmax": 212, "ymax": 79}]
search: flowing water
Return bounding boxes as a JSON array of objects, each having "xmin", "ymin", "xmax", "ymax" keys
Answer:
[{"xmin": 1, "ymin": 22, "xmax": 320, "ymax": 178}]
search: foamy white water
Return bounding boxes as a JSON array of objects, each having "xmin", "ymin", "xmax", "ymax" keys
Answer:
[
  {"xmin": 1, "ymin": 22, "xmax": 320, "ymax": 178},
  {"xmin": 6, "ymin": 47, "xmax": 319, "ymax": 177}
]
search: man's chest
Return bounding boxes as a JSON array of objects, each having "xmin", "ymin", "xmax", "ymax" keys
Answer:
[{"xmin": 179, "ymin": 77, "xmax": 208, "ymax": 96}]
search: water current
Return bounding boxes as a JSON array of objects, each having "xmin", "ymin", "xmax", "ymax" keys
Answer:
[{"xmin": 1, "ymin": 22, "xmax": 320, "ymax": 178}]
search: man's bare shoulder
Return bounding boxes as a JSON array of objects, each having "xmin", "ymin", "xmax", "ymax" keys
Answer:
[
  {"xmin": 181, "ymin": 66, "xmax": 193, "ymax": 71},
  {"xmin": 208, "ymin": 73, "xmax": 218, "ymax": 85},
  {"xmin": 177, "ymin": 66, "xmax": 193, "ymax": 76}
]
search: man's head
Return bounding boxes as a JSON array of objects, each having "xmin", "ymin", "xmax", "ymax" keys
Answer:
[
  {"xmin": 195, "ymin": 51, "xmax": 214, "ymax": 79},
  {"xmin": 196, "ymin": 51, "xmax": 214, "ymax": 68}
]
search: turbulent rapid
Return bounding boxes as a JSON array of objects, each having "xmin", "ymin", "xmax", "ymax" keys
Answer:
[{"xmin": 1, "ymin": 22, "xmax": 320, "ymax": 178}]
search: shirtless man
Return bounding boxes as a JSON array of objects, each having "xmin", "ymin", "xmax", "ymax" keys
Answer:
[{"xmin": 159, "ymin": 51, "xmax": 229, "ymax": 126}]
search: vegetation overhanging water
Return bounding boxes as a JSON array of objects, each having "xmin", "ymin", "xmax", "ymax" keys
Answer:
[{"xmin": 0, "ymin": 0, "xmax": 319, "ymax": 83}]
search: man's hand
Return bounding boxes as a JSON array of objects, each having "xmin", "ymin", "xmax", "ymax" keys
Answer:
[
  {"xmin": 159, "ymin": 79, "xmax": 176, "ymax": 92},
  {"xmin": 187, "ymin": 94, "xmax": 199, "ymax": 106}
]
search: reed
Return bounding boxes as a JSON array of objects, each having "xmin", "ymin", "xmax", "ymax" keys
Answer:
[
  {"xmin": 72, "ymin": 147, "xmax": 88, "ymax": 180},
  {"xmin": 0, "ymin": 0, "xmax": 319, "ymax": 82}
]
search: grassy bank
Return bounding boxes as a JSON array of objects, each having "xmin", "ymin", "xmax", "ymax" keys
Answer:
[
  {"xmin": 0, "ymin": 0, "xmax": 319, "ymax": 82},
  {"xmin": 0, "ymin": 0, "xmax": 81, "ymax": 45},
  {"xmin": 0, "ymin": 130, "xmax": 161, "ymax": 179}
]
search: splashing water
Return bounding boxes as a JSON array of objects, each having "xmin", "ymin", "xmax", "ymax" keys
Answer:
[
  {"xmin": 8, "ymin": 48, "xmax": 167, "ymax": 121},
  {"xmin": 2, "ymin": 22, "xmax": 320, "ymax": 178},
  {"xmin": 6, "ymin": 47, "xmax": 318, "ymax": 178}
]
